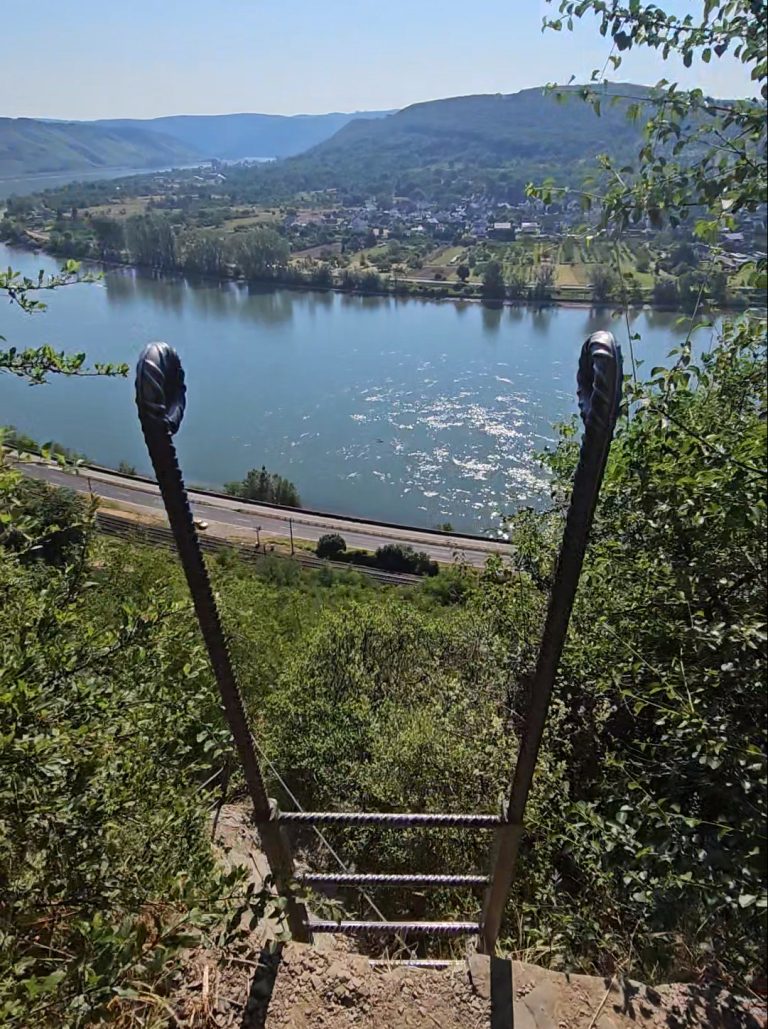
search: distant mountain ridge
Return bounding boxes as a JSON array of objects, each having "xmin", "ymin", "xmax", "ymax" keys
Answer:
[
  {"xmin": 209, "ymin": 83, "xmax": 663, "ymax": 202},
  {"xmin": 0, "ymin": 118, "xmax": 197, "ymax": 179},
  {"xmin": 300, "ymin": 84, "xmax": 652, "ymax": 181},
  {"xmin": 0, "ymin": 109, "xmax": 393, "ymax": 184},
  {"xmin": 93, "ymin": 110, "xmax": 394, "ymax": 160}
]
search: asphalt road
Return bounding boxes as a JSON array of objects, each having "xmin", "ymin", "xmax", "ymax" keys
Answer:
[{"xmin": 16, "ymin": 459, "xmax": 510, "ymax": 568}]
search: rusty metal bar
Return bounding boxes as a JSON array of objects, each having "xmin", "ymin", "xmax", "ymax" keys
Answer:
[
  {"xmin": 309, "ymin": 920, "xmax": 481, "ymax": 936},
  {"xmin": 277, "ymin": 811, "xmax": 501, "ymax": 828},
  {"xmin": 296, "ymin": 873, "xmax": 489, "ymax": 887},
  {"xmin": 480, "ymin": 331, "xmax": 623, "ymax": 955},
  {"xmin": 134, "ymin": 342, "xmax": 309, "ymax": 942},
  {"xmin": 368, "ymin": 960, "xmax": 456, "ymax": 968}
]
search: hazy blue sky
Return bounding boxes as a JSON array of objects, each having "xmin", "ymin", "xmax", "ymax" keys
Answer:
[{"xmin": 3, "ymin": 1, "xmax": 756, "ymax": 120}]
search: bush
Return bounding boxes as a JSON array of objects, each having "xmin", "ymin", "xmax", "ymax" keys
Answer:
[
  {"xmin": 374, "ymin": 542, "xmax": 438, "ymax": 576},
  {"xmin": 0, "ymin": 464, "xmax": 238, "ymax": 1025},
  {"xmin": 316, "ymin": 533, "xmax": 347, "ymax": 559},
  {"xmin": 0, "ymin": 478, "xmax": 91, "ymax": 566}
]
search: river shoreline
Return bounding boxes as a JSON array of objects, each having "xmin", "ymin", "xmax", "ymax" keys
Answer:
[{"xmin": 6, "ymin": 239, "xmax": 762, "ymax": 316}]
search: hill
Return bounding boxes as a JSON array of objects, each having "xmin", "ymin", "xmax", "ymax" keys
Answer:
[
  {"xmin": 94, "ymin": 110, "xmax": 393, "ymax": 160},
  {"xmin": 209, "ymin": 83, "xmax": 656, "ymax": 203},
  {"xmin": 0, "ymin": 118, "xmax": 198, "ymax": 179}
]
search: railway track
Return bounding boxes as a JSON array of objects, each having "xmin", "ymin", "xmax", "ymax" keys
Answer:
[{"xmin": 95, "ymin": 511, "xmax": 422, "ymax": 587}]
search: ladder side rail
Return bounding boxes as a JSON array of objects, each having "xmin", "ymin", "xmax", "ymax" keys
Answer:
[
  {"xmin": 480, "ymin": 331, "xmax": 623, "ymax": 954},
  {"xmin": 135, "ymin": 342, "xmax": 309, "ymax": 942}
]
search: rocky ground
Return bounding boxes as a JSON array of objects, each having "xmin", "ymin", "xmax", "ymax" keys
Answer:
[{"xmin": 167, "ymin": 805, "xmax": 766, "ymax": 1029}]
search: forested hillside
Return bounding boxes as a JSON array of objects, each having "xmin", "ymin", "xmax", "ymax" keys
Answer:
[
  {"xmin": 210, "ymin": 83, "xmax": 656, "ymax": 202},
  {"xmin": 0, "ymin": 119, "xmax": 198, "ymax": 178},
  {"xmin": 95, "ymin": 110, "xmax": 393, "ymax": 160}
]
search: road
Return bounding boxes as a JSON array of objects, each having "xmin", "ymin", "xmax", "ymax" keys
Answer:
[{"xmin": 16, "ymin": 459, "xmax": 510, "ymax": 568}]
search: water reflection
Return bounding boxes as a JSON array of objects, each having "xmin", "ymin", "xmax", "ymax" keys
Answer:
[
  {"xmin": 529, "ymin": 306, "xmax": 556, "ymax": 335},
  {"xmin": 480, "ymin": 302, "xmax": 503, "ymax": 333}
]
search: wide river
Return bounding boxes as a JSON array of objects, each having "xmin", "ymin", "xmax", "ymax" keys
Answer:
[{"xmin": 0, "ymin": 242, "xmax": 706, "ymax": 533}]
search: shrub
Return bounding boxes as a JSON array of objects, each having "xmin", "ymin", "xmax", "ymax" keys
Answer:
[
  {"xmin": 374, "ymin": 542, "xmax": 438, "ymax": 576},
  {"xmin": 316, "ymin": 533, "xmax": 347, "ymax": 559}
]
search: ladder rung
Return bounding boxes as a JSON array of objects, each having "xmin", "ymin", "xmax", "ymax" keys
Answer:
[
  {"xmin": 296, "ymin": 873, "xmax": 489, "ymax": 888},
  {"xmin": 308, "ymin": 920, "xmax": 480, "ymax": 936},
  {"xmin": 276, "ymin": 811, "xmax": 501, "ymax": 828},
  {"xmin": 369, "ymin": 960, "xmax": 457, "ymax": 968}
]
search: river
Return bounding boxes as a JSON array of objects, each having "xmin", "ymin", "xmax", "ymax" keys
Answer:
[{"xmin": 0, "ymin": 242, "xmax": 708, "ymax": 533}]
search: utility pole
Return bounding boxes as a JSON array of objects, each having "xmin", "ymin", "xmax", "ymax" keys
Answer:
[{"xmin": 288, "ymin": 518, "xmax": 295, "ymax": 555}]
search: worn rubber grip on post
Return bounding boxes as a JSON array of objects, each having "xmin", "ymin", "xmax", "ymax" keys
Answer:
[
  {"xmin": 135, "ymin": 341, "xmax": 187, "ymax": 434},
  {"xmin": 577, "ymin": 330, "xmax": 622, "ymax": 435}
]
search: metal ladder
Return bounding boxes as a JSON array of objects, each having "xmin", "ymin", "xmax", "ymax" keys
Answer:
[{"xmin": 135, "ymin": 330, "xmax": 622, "ymax": 954}]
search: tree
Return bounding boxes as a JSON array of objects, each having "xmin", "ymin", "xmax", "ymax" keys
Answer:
[
  {"xmin": 504, "ymin": 318, "xmax": 767, "ymax": 984},
  {"xmin": 124, "ymin": 213, "xmax": 177, "ymax": 271},
  {"xmin": 234, "ymin": 227, "xmax": 290, "ymax": 282},
  {"xmin": 0, "ymin": 464, "xmax": 244, "ymax": 1024},
  {"xmin": 540, "ymin": 1, "xmax": 767, "ymax": 258},
  {"xmin": 635, "ymin": 247, "xmax": 651, "ymax": 273},
  {"xmin": 180, "ymin": 229, "xmax": 228, "ymax": 278},
  {"xmin": 589, "ymin": 264, "xmax": 618, "ymax": 302},
  {"xmin": 91, "ymin": 217, "xmax": 125, "ymax": 260},
  {"xmin": 224, "ymin": 466, "xmax": 301, "ymax": 508},
  {"xmin": 507, "ymin": 267, "xmax": 529, "ymax": 300},
  {"xmin": 456, "ymin": 264, "xmax": 470, "ymax": 283},
  {"xmin": 530, "ymin": 262, "xmax": 555, "ymax": 300},
  {"xmin": 481, "ymin": 260, "xmax": 506, "ymax": 300},
  {"xmin": 652, "ymin": 275, "xmax": 680, "ymax": 307},
  {"xmin": 316, "ymin": 534, "xmax": 347, "ymax": 559}
]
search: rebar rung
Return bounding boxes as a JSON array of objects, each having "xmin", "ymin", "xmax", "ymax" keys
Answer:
[
  {"xmin": 276, "ymin": 811, "xmax": 501, "ymax": 828},
  {"xmin": 296, "ymin": 872, "xmax": 489, "ymax": 887},
  {"xmin": 308, "ymin": 920, "xmax": 480, "ymax": 936},
  {"xmin": 369, "ymin": 960, "xmax": 457, "ymax": 968}
]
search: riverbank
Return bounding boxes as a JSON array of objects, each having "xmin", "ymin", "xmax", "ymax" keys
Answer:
[{"xmin": 6, "ymin": 236, "xmax": 764, "ymax": 314}]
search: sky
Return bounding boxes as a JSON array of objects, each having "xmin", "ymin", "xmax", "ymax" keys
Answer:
[{"xmin": 2, "ymin": 1, "xmax": 756, "ymax": 120}]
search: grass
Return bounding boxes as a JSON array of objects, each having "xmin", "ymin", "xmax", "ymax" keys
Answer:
[
  {"xmin": 83, "ymin": 197, "xmax": 153, "ymax": 219},
  {"xmin": 424, "ymin": 245, "xmax": 465, "ymax": 267}
]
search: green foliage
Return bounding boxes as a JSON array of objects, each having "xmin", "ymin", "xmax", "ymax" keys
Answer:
[
  {"xmin": 224, "ymin": 465, "xmax": 301, "ymax": 507},
  {"xmin": 0, "ymin": 478, "xmax": 91, "ymax": 566},
  {"xmin": 0, "ymin": 263, "xmax": 128, "ymax": 384},
  {"xmin": 0, "ymin": 462, "xmax": 236, "ymax": 1025},
  {"xmin": 124, "ymin": 213, "xmax": 178, "ymax": 271},
  {"xmin": 374, "ymin": 542, "xmax": 438, "ymax": 576},
  {"xmin": 505, "ymin": 317, "xmax": 767, "ymax": 981},
  {"xmin": 588, "ymin": 264, "xmax": 618, "ymax": 302},
  {"xmin": 316, "ymin": 533, "xmax": 347, "ymax": 559},
  {"xmin": 481, "ymin": 259, "xmax": 506, "ymax": 300},
  {"xmin": 540, "ymin": 2, "xmax": 767, "ymax": 256},
  {"xmin": 233, "ymin": 227, "xmax": 290, "ymax": 282}
]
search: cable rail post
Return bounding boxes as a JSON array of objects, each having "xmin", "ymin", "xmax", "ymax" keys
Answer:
[
  {"xmin": 480, "ymin": 330, "xmax": 623, "ymax": 955},
  {"xmin": 135, "ymin": 342, "xmax": 310, "ymax": 943}
]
